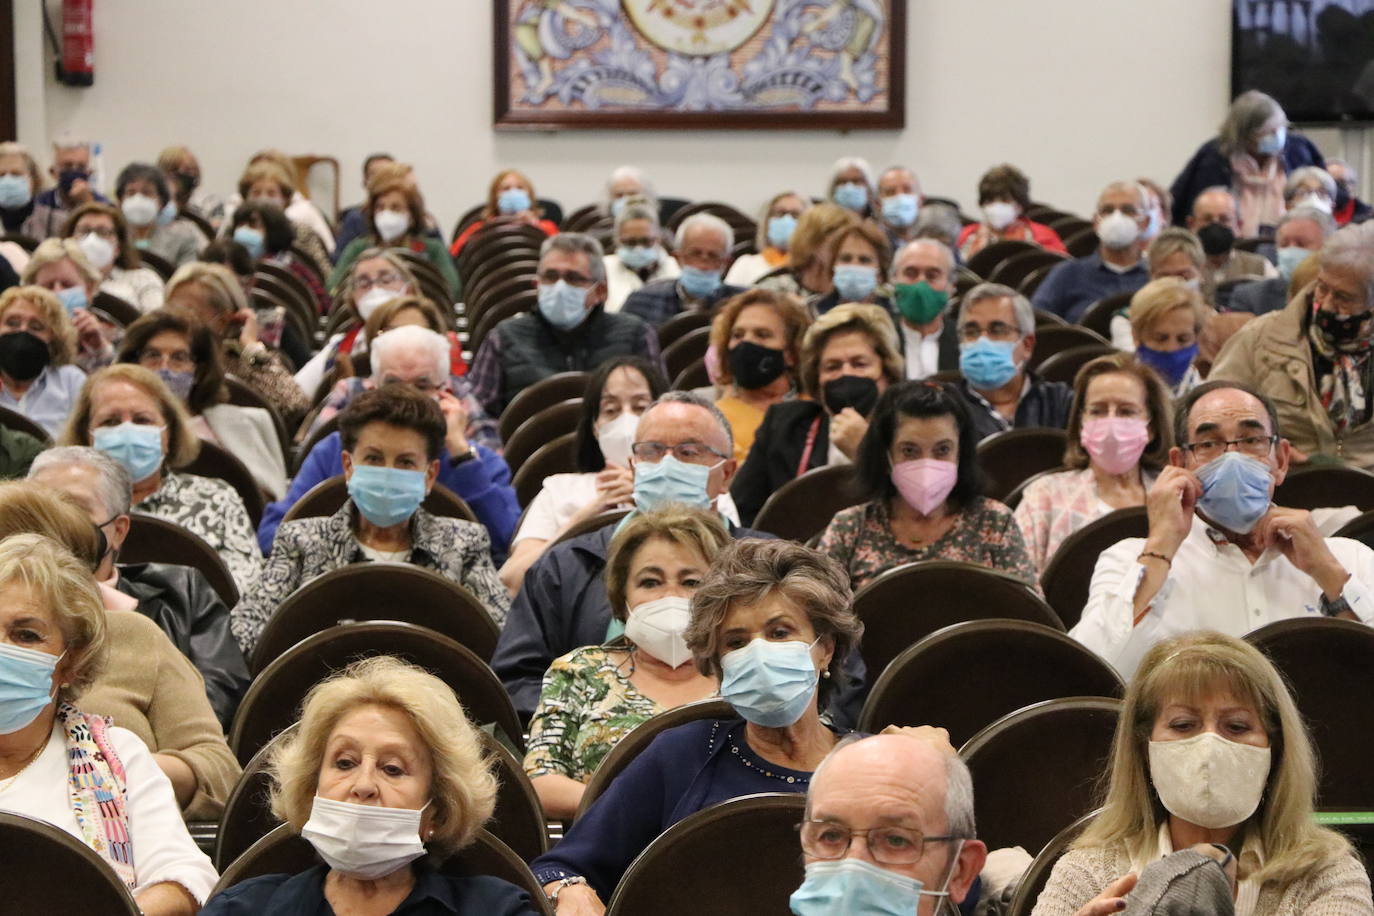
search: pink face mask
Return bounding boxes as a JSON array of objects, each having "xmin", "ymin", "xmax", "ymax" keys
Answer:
[
  {"xmin": 1080, "ymin": 416, "xmax": 1150, "ymax": 476},
  {"xmin": 891, "ymin": 458, "xmax": 958, "ymax": 516}
]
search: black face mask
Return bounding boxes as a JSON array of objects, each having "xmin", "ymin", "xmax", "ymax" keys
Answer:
[
  {"xmin": 728, "ymin": 340, "xmax": 787, "ymax": 390},
  {"xmin": 1315, "ymin": 307, "xmax": 1374, "ymax": 347},
  {"xmin": 0, "ymin": 331, "xmax": 51, "ymax": 382},
  {"xmin": 823, "ymin": 375, "xmax": 880, "ymax": 416},
  {"xmin": 1196, "ymin": 222, "xmax": 1236, "ymax": 256}
]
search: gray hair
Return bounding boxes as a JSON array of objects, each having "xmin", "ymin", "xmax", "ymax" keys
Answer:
[
  {"xmin": 369, "ymin": 324, "xmax": 448, "ymax": 383},
  {"xmin": 1217, "ymin": 90, "xmax": 1285, "ymax": 158},
  {"xmin": 830, "ymin": 156, "xmax": 875, "ymax": 193},
  {"xmin": 51, "ymin": 134, "xmax": 91, "ymax": 153},
  {"xmin": 614, "ymin": 199, "xmax": 660, "ymax": 233},
  {"xmin": 1191, "ymin": 186, "xmax": 1238, "ymax": 220},
  {"xmin": 1328, "ymin": 158, "xmax": 1358, "ymax": 191},
  {"xmin": 913, "ymin": 202, "xmax": 964, "ymax": 250},
  {"xmin": 892, "ymin": 238, "xmax": 954, "ymax": 277},
  {"xmin": 1098, "ymin": 180, "xmax": 1149, "ymax": 210},
  {"xmin": 1319, "ymin": 222, "xmax": 1374, "ymax": 308},
  {"xmin": 604, "ymin": 165, "xmax": 657, "ymax": 211},
  {"xmin": 646, "ymin": 390, "xmax": 734, "ymax": 452},
  {"xmin": 960, "ymin": 282, "xmax": 1035, "ymax": 337},
  {"xmin": 28, "ymin": 446, "xmax": 133, "ymax": 518},
  {"xmin": 1284, "ymin": 166, "xmax": 1337, "ymax": 202},
  {"xmin": 674, "ymin": 213, "xmax": 733, "ymax": 254},
  {"xmin": 1277, "ymin": 205, "xmax": 1336, "ymax": 240},
  {"xmin": 539, "ymin": 232, "xmax": 607, "ymax": 285}
]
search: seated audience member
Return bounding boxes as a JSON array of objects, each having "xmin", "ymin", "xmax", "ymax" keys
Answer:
[
  {"xmin": 912, "ymin": 201, "xmax": 965, "ymax": 254},
  {"xmin": 164, "ymin": 262, "xmax": 311, "ymax": 419},
  {"xmin": 1211, "ymin": 223, "xmax": 1374, "ymax": 468},
  {"xmin": 1015, "ymin": 355, "xmax": 1172, "ymax": 572},
  {"xmin": 957, "ymin": 164, "xmax": 1067, "ymax": 260},
  {"xmin": 1129, "ymin": 278, "xmax": 1211, "ymax": 397},
  {"xmin": 819, "ymin": 381, "xmax": 1037, "ymax": 590},
  {"xmin": 712, "ymin": 289, "xmax": 812, "ymax": 465},
  {"xmin": 758, "ymin": 202, "xmax": 859, "ymax": 299},
  {"xmin": 259, "ymin": 344, "xmax": 518, "ymax": 558},
  {"xmin": 21, "ymin": 237, "xmax": 120, "ymax": 371},
  {"xmin": 533, "ymin": 538, "xmax": 862, "ymax": 913},
  {"xmin": 468, "ymin": 233, "xmax": 662, "ymax": 416},
  {"xmin": 1032, "ymin": 632, "xmax": 1370, "ymax": 915},
  {"xmin": 492, "ymin": 391, "xmax": 770, "ymax": 720},
  {"xmin": 602, "ymin": 164, "xmax": 659, "ymax": 222},
  {"xmin": 1108, "ymin": 228, "xmax": 1208, "ymax": 350},
  {"xmin": 0, "ymin": 414, "xmax": 42, "ymax": 477},
  {"xmin": 116, "ymin": 308, "xmax": 288, "ymax": 498},
  {"xmin": 113, "ymin": 162, "xmax": 201, "ymax": 268},
  {"xmin": 232, "ymin": 385, "xmax": 509, "ymax": 655},
  {"xmin": 876, "ymin": 165, "xmax": 924, "ymax": 251},
  {"xmin": 156, "ymin": 145, "xmax": 219, "ymax": 234},
  {"xmin": 1230, "ymin": 206, "xmax": 1335, "ymax": 316},
  {"xmin": 1073, "ymin": 380, "xmax": 1374, "ymax": 676},
  {"xmin": 0, "ymin": 285, "xmax": 87, "ymax": 435},
  {"xmin": 38, "ymin": 136, "xmax": 108, "ymax": 211},
  {"xmin": 524, "ymin": 506, "xmax": 729, "ymax": 819},
  {"xmin": 331, "ymin": 152, "xmax": 396, "ymax": 256},
  {"xmin": 29, "ymin": 446, "xmax": 250, "ymax": 727},
  {"xmin": 228, "ymin": 200, "xmax": 329, "ymax": 313},
  {"xmin": 449, "ymin": 168, "xmax": 558, "ymax": 259},
  {"xmin": 294, "ymin": 248, "xmax": 420, "ymax": 399},
  {"xmin": 1186, "ymin": 187, "xmax": 1277, "ymax": 307},
  {"xmin": 1284, "ymin": 165, "xmax": 1338, "ymax": 217},
  {"xmin": 1137, "ymin": 177, "xmax": 1172, "ymax": 244},
  {"xmin": 200, "ymin": 656, "xmax": 539, "ymax": 915},
  {"xmin": 811, "ymin": 221, "xmax": 894, "ymax": 319},
  {"xmin": 1032, "ymin": 181, "xmax": 1151, "ymax": 324},
  {"xmin": 61, "ymin": 364, "xmax": 262, "ymax": 591},
  {"xmin": 603, "ymin": 199, "xmax": 679, "ymax": 312},
  {"xmin": 954, "ymin": 283, "xmax": 1073, "ymax": 441},
  {"xmin": 1327, "ymin": 157, "xmax": 1372, "ymax": 226},
  {"xmin": 0, "ymin": 141, "xmax": 67, "ymax": 238},
  {"xmin": 305, "ymin": 303, "xmax": 491, "ymax": 449},
  {"xmin": 731, "ymin": 303, "xmax": 903, "ymax": 526},
  {"xmin": 790, "ymin": 733, "xmax": 987, "ymax": 916},
  {"xmin": 497, "ymin": 356, "xmax": 668, "ymax": 593},
  {"xmin": 64, "ymin": 201, "xmax": 164, "ymax": 312},
  {"xmin": 891, "ymin": 239, "xmax": 961, "ymax": 379},
  {"xmin": 1168, "ymin": 89, "xmax": 1324, "ymax": 236},
  {"xmin": 330, "ymin": 165, "xmax": 459, "ymax": 298},
  {"xmin": 622, "ymin": 213, "xmax": 745, "ymax": 326},
  {"xmin": 233, "ymin": 159, "xmax": 332, "ymax": 275},
  {"xmin": 829, "ymin": 156, "xmax": 877, "ymax": 218},
  {"xmin": 725, "ymin": 190, "xmax": 809, "ymax": 287},
  {"xmin": 0, "ymin": 533, "xmax": 218, "ymax": 913}
]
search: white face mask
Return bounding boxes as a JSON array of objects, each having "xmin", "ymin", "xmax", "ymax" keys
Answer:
[
  {"xmin": 1097, "ymin": 211, "xmax": 1141, "ymax": 249},
  {"xmin": 983, "ymin": 201, "xmax": 1018, "ymax": 231},
  {"xmin": 596, "ymin": 410, "xmax": 640, "ymax": 468},
  {"xmin": 301, "ymin": 795, "xmax": 429, "ymax": 880},
  {"xmin": 624, "ymin": 595, "xmax": 693, "ymax": 668},
  {"xmin": 120, "ymin": 193, "xmax": 160, "ymax": 228},
  {"xmin": 374, "ymin": 209, "xmax": 410, "ymax": 242},
  {"xmin": 1148, "ymin": 731, "xmax": 1271, "ymax": 829},
  {"xmin": 356, "ymin": 286, "xmax": 399, "ymax": 321},
  {"xmin": 78, "ymin": 232, "xmax": 115, "ymax": 270}
]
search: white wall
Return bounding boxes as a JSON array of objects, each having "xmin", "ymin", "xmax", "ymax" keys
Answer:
[{"xmin": 10, "ymin": 0, "xmax": 1360, "ymax": 229}]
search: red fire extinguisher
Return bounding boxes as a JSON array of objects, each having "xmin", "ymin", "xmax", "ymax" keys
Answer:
[{"xmin": 56, "ymin": 0, "xmax": 94, "ymax": 87}]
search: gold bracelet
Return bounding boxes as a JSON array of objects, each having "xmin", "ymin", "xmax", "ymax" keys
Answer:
[{"xmin": 1138, "ymin": 550, "xmax": 1172, "ymax": 567}]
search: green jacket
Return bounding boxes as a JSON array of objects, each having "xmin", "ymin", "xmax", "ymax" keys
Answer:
[{"xmin": 328, "ymin": 235, "xmax": 461, "ymax": 300}]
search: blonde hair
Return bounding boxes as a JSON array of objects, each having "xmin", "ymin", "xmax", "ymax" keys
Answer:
[
  {"xmin": 237, "ymin": 160, "xmax": 296, "ymax": 200},
  {"xmin": 21, "ymin": 238, "xmax": 101, "ymax": 288},
  {"xmin": 709, "ymin": 289, "xmax": 812, "ymax": 388},
  {"xmin": 1075, "ymin": 631, "xmax": 1349, "ymax": 888},
  {"xmin": 1128, "ymin": 277, "xmax": 1210, "ymax": 343},
  {"xmin": 787, "ymin": 203, "xmax": 859, "ymax": 272},
  {"xmin": 362, "ymin": 295, "xmax": 447, "ymax": 345},
  {"xmin": 0, "ymin": 285, "xmax": 77, "ymax": 367},
  {"xmin": 60, "ymin": 364, "xmax": 200, "ymax": 469},
  {"xmin": 1146, "ymin": 228, "xmax": 1205, "ymax": 275},
  {"xmin": 605, "ymin": 506, "xmax": 731, "ymax": 622},
  {"xmin": 0, "ymin": 141, "xmax": 44, "ymax": 191},
  {"xmin": 268, "ymin": 656, "xmax": 497, "ymax": 858},
  {"xmin": 165, "ymin": 262, "xmax": 249, "ymax": 318},
  {"xmin": 798, "ymin": 302, "xmax": 903, "ymax": 399}
]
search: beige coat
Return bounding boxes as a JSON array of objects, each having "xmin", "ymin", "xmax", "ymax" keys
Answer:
[{"xmin": 1210, "ymin": 288, "xmax": 1374, "ymax": 471}]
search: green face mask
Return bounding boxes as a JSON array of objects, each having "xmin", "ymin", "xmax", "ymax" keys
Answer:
[{"xmin": 893, "ymin": 281, "xmax": 948, "ymax": 325}]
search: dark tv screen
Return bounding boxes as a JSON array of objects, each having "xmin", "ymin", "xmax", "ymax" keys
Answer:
[{"xmin": 1233, "ymin": 0, "xmax": 1374, "ymax": 123}]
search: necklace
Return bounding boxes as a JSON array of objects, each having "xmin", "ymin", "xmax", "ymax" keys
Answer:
[
  {"xmin": 0, "ymin": 738, "xmax": 47, "ymax": 791},
  {"xmin": 712, "ymin": 721, "xmax": 811, "ymax": 786}
]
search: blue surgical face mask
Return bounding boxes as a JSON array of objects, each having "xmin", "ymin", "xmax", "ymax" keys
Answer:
[
  {"xmin": 1136, "ymin": 343, "xmax": 1199, "ymax": 388},
  {"xmin": 347, "ymin": 463, "xmax": 427, "ymax": 529},
  {"xmin": 679, "ymin": 266, "xmax": 722, "ymax": 300},
  {"xmin": 232, "ymin": 225, "xmax": 265, "ymax": 259},
  {"xmin": 0, "ymin": 174, "xmax": 33, "ymax": 211},
  {"xmin": 611, "ymin": 196, "xmax": 629, "ymax": 220},
  {"xmin": 882, "ymin": 193, "xmax": 920, "ymax": 228},
  {"xmin": 156, "ymin": 200, "xmax": 178, "ymax": 227},
  {"xmin": 0, "ymin": 643, "xmax": 62, "ymax": 735},
  {"xmin": 538, "ymin": 280, "xmax": 591, "ymax": 330},
  {"xmin": 719, "ymin": 636, "xmax": 820, "ymax": 728},
  {"xmin": 55, "ymin": 285, "xmax": 87, "ymax": 315},
  {"xmin": 833, "ymin": 181, "xmax": 869, "ymax": 213},
  {"xmin": 833, "ymin": 264, "xmax": 878, "ymax": 301},
  {"xmin": 790, "ymin": 852, "xmax": 963, "ymax": 916},
  {"xmin": 1277, "ymin": 245, "xmax": 1310, "ymax": 283},
  {"xmin": 92, "ymin": 422, "xmax": 165, "ymax": 483},
  {"xmin": 1195, "ymin": 450, "xmax": 1273, "ymax": 535},
  {"xmin": 617, "ymin": 244, "xmax": 659, "ymax": 272},
  {"xmin": 633, "ymin": 454, "xmax": 717, "ymax": 512},
  {"xmin": 767, "ymin": 214, "xmax": 798, "ymax": 250},
  {"xmin": 959, "ymin": 336, "xmax": 1021, "ymax": 390},
  {"xmin": 1255, "ymin": 126, "xmax": 1286, "ymax": 156},
  {"xmin": 497, "ymin": 187, "xmax": 531, "ymax": 215}
]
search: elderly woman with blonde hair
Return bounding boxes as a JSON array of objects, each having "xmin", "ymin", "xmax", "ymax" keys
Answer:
[
  {"xmin": 0, "ymin": 284, "xmax": 88, "ymax": 436},
  {"xmin": 201, "ymin": 655, "xmax": 540, "ymax": 914},
  {"xmin": 1128, "ymin": 277, "xmax": 1211, "ymax": 396},
  {"xmin": 21, "ymin": 237, "xmax": 120, "ymax": 372},
  {"xmin": 1033, "ymin": 630, "xmax": 1372, "ymax": 916}
]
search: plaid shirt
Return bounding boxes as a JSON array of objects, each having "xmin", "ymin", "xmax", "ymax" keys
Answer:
[{"xmin": 621, "ymin": 278, "xmax": 746, "ymax": 327}]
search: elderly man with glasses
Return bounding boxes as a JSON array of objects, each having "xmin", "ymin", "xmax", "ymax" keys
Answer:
[
  {"xmin": 622, "ymin": 213, "xmax": 745, "ymax": 327},
  {"xmin": 467, "ymin": 232, "xmax": 664, "ymax": 415},
  {"xmin": 1075, "ymin": 379, "xmax": 1374, "ymax": 678}
]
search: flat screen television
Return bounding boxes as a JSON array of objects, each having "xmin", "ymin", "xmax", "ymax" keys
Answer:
[{"xmin": 1233, "ymin": 0, "xmax": 1374, "ymax": 123}]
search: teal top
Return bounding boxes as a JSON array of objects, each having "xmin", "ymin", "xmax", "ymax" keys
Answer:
[{"xmin": 328, "ymin": 234, "xmax": 461, "ymax": 300}]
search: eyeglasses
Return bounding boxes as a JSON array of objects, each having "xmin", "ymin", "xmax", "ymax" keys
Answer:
[
  {"xmin": 537, "ymin": 269, "xmax": 595, "ymax": 287},
  {"xmin": 1180, "ymin": 435, "xmax": 1277, "ymax": 463},
  {"xmin": 957, "ymin": 322, "xmax": 1020, "ymax": 343},
  {"xmin": 797, "ymin": 820, "xmax": 962, "ymax": 866},
  {"xmin": 1314, "ymin": 278, "xmax": 1364, "ymax": 312},
  {"xmin": 78, "ymin": 226, "xmax": 117, "ymax": 240},
  {"xmin": 1097, "ymin": 204, "xmax": 1140, "ymax": 217},
  {"xmin": 630, "ymin": 441, "xmax": 728, "ymax": 464},
  {"xmin": 354, "ymin": 271, "xmax": 404, "ymax": 292},
  {"xmin": 137, "ymin": 348, "xmax": 195, "ymax": 370}
]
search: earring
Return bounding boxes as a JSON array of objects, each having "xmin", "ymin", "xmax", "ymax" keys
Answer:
[{"xmin": 821, "ymin": 669, "xmax": 831, "ymax": 679}]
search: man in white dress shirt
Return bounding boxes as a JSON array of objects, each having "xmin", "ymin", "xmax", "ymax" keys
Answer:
[{"xmin": 1074, "ymin": 379, "xmax": 1374, "ymax": 676}]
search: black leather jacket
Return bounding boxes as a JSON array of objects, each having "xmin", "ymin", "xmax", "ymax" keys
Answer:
[{"xmin": 115, "ymin": 562, "xmax": 251, "ymax": 729}]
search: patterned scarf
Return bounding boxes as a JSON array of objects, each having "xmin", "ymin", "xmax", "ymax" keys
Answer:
[
  {"xmin": 1309, "ymin": 305, "xmax": 1374, "ymax": 434},
  {"xmin": 57, "ymin": 703, "xmax": 135, "ymax": 888},
  {"xmin": 1229, "ymin": 152, "xmax": 1286, "ymax": 237}
]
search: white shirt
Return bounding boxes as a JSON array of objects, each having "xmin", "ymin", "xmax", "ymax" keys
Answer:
[
  {"xmin": 102, "ymin": 267, "xmax": 164, "ymax": 313},
  {"xmin": 512, "ymin": 472, "xmax": 740, "ymax": 544},
  {"xmin": 1073, "ymin": 514, "xmax": 1374, "ymax": 678},
  {"xmin": 900, "ymin": 321, "xmax": 941, "ymax": 380},
  {"xmin": 602, "ymin": 251, "xmax": 681, "ymax": 313},
  {"xmin": 0, "ymin": 722, "xmax": 218, "ymax": 902}
]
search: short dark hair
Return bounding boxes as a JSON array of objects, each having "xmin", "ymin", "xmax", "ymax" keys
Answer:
[
  {"xmin": 363, "ymin": 152, "xmax": 394, "ymax": 178},
  {"xmin": 1173, "ymin": 379, "xmax": 1282, "ymax": 449},
  {"xmin": 200, "ymin": 239, "xmax": 255, "ymax": 279},
  {"xmin": 231, "ymin": 201, "xmax": 294, "ymax": 255},
  {"xmin": 116, "ymin": 308, "xmax": 226, "ymax": 414},
  {"xmin": 978, "ymin": 164, "xmax": 1032, "ymax": 210},
  {"xmin": 339, "ymin": 384, "xmax": 447, "ymax": 461},
  {"xmin": 575, "ymin": 356, "xmax": 669, "ymax": 473},
  {"xmin": 855, "ymin": 381, "xmax": 983, "ymax": 509},
  {"xmin": 114, "ymin": 162, "xmax": 170, "ymax": 206}
]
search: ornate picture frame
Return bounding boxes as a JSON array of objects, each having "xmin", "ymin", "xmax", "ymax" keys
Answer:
[{"xmin": 494, "ymin": 0, "xmax": 906, "ymax": 130}]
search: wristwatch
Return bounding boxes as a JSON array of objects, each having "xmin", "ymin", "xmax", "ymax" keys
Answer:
[
  {"xmin": 547, "ymin": 875, "xmax": 587, "ymax": 904},
  {"xmin": 1320, "ymin": 593, "xmax": 1352, "ymax": 618},
  {"xmin": 448, "ymin": 446, "xmax": 476, "ymax": 467}
]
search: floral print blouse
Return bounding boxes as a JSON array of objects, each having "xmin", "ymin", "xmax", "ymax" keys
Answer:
[
  {"xmin": 136, "ymin": 470, "xmax": 261, "ymax": 594},
  {"xmin": 817, "ymin": 496, "xmax": 1039, "ymax": 592},
  {"xmin": 524, "ymin": 645, "xmax": 665, "ymax": 782}
]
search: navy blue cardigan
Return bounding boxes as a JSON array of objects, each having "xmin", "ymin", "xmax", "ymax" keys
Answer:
[{"xmin": 1169, "ymin": 134, "xmax": 1326, "ymax": 227}]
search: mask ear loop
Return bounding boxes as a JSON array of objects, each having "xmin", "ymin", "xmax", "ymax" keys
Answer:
[{"xmin": 926, "ymin": 838, "xmax": 967, "ymax": 916}]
